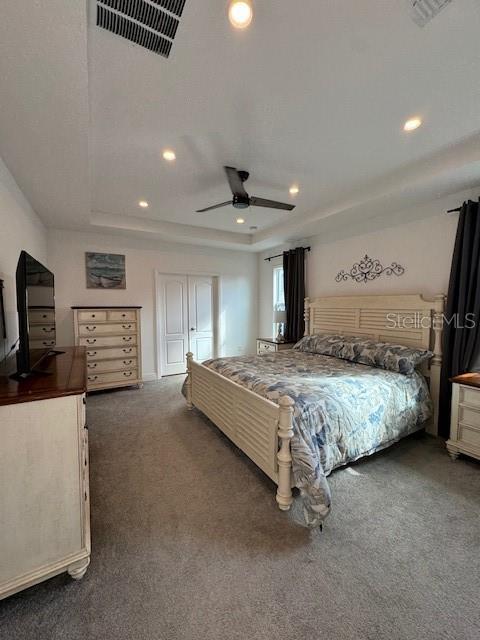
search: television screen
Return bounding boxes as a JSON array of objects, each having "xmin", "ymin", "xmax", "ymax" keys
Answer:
[{"xmin": 16, "ymin": 251, "xmax": 56, "ymax": 375}]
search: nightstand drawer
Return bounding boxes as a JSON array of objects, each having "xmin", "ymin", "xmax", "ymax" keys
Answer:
[
  {"xmin": 258, "ymin": 341, "xmax": 276, "ymax": 355},
  {"xmin": 458, "ymin": 424, "xmax": 480, "ymax": 449},
  {"xmin": 460, "ymin": 386, "xmax": 480, "ymax": 409},
  {"xmin": 458, "ymin": 405, "xmax": 480, "ymax": 430}
]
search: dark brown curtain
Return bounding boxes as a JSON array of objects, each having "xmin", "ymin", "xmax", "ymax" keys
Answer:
[
  {"xmin": 439, "ymin": 199, "xmax": 480, "ymax": 437},
  {"xmin": 283, "ymin": 248, "xmax": 306, "ymax": 343}
]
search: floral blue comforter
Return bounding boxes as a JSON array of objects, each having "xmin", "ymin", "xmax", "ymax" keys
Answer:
[{"xmin": 200, "ymin": 350, "xmax": 432, "ymax": 527}]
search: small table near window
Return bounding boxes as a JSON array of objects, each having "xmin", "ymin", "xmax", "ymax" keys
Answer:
[{"xmin": 257, "ymin": 338, "xmax": 295, "ymax": 356}]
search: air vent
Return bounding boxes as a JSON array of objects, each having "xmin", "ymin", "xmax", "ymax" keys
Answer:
[
  {"xmin": 408, "ymin": 0, "xmax": 452, "ymax": 27},
  {"xmin": 96, "ymin": 0, "xmax": 187, "ymax": 58}
]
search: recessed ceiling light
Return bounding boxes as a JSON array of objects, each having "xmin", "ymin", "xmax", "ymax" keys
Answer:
[
  {"xmin": 138, "ymin": 200, "xmax": 149, "ymax": 208},
  {"xmin": 289, "ymin": 185, "xmax": 300, "ymax": 196},
  {"xmin": 162, "ymin": 149, "xmax": 176, "ymax": 162},
  {"xmin": 236, "ymin": 217, "xmax": 245, "ymax": 224},
  {"xmin": 228, "ymin": 1, "xmax": 253, "ymax": 29},
  {"xmin": 403, "ymin": 117, "xmax": 422, "ymax": 132}
]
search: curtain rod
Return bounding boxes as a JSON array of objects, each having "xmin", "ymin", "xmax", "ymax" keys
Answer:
[
  {"xmin": 264, "ymin": 247, "xmax": 311, "ymax": 262},
  {"xmin": 447, "ymin": 207, "xmax": 462, "ymax": 214}
]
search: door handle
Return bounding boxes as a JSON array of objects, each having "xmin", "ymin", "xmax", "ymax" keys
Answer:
[{"xmin": 190, "ymin": 328, "xmax": 196, "ymax": 331}]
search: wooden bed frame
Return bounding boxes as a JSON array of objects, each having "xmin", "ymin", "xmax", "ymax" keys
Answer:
[{"xmin": 185, "ymin": 294, "xmax": 445, "ymax": 512}]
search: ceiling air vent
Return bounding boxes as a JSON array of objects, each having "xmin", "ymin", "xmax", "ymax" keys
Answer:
[
  {"xmin": 408, "ymin": 0, "xmax": 452, "ymax": 27},
  {"xmin": 96, "ymin": 0, "xmax": 187, "ymax": 58}
]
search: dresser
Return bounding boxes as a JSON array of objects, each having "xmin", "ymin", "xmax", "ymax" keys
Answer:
[
  {"xmin": 73, "ymin": 306, "xmax": 143, "ymax": 392},
  {"xmin": 257, "ymin": 338, "xmax": 295, "ymax": 355},
  {"xmin": 447, "ymin": 372, "xmax": 480, "ymax": 462},
  {"xmin": 28, "ymin": 307, "xmax": 56, "ymax": 350},
  {"xmin": 0, "ymin": 347, "xmax": 90, "ymax": 599}
]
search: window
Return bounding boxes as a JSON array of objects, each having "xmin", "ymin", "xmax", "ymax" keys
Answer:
[
  {"xmin": 273, "ymin": 265, "xmax": 285, "ymax": 337},
  {"xmin": 273, "ymin": 266, "xmax": 285, "ymax": 311}
]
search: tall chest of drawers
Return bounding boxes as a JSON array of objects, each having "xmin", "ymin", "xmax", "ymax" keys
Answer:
[{"xmin": 72, "ymin": 306, "xmax": 143, "ymax": 392}]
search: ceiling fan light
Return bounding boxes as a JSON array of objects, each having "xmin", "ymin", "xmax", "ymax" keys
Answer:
[{"xmin": 228, "ymin": 1, "xmax": 253, "ymax": 29}]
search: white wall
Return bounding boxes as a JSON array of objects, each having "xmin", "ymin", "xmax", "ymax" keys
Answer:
[
  {"xmin": 258, "ymin": 189, "xmax": 479, "ymax": 336},
  {"xmin": 0, "ymin": 157, "xmax": 47, "ymax": 360},
  {"xmin": 47, "ymin": 229, "xmax": 258, "ymax": 380}
]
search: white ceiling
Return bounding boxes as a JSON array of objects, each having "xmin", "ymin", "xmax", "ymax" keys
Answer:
[{"xmin": 1, "ymin": 0, "xmax": 480, "ymax": 250}]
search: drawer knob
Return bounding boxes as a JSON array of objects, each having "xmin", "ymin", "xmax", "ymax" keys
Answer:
[
  {"xmin": 123, "ymin": 360, "xmax": 132, "ymax": 365},
  {"xmin": 88, "ymin": 351, "xmax": 97, "ymax": 356},
  {"xmin": 123, "ymin": 337, "xmax": 132, "ymax": 342},
  {"xmin": 122, "ymin": 324, "xmax": 132, "ymax": 329},
  {"xmin": 86, "ymin": 326, "xmax": 97, "ymax": 332},
  {"xmin": 123, "ymin": 371, "xmax": 133, "ymax": 377},
  {"xmin": 123, "ymin": 348, "xmax": 132, "ymax": 354},
  {"xmin": 86, "ymin": 339, "xmax": 97, "ymax": 344},
  {"xmin": 42, "ymin": 327, "xmax": 54, "ymax": 333},
  {"xmin": 88, "ymin": 375, "xmax": 98, "ymax": 381},
  {"xmin": 88, "ymin": 363, "xmax": 97, "ymax": 369}
]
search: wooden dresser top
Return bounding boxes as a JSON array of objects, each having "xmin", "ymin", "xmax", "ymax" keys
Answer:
[{"xmin": 0, "ymin": 347, "xmax": 87, "ymax": 407}]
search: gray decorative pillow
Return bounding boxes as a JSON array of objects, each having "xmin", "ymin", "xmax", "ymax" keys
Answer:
[
  {"xmin": 338, "ymin": 338, "xmax": 433, "ymax": 375},
  {"xmin": 294, "ymin": 334, "xmax": 357, "ymax": 358}
]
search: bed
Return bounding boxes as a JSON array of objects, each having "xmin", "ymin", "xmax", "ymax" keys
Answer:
[{"xmin": 184, "ymin": 294, "xmax": 445, "ymax": 526}]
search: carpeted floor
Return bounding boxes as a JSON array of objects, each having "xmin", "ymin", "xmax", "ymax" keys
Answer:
[{"xmin": 1, "ymin": 377, "xmax": 480, "ymax": 640}]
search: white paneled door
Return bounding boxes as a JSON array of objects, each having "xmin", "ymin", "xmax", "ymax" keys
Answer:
[{"xmin": 158, "ymin": 274, "xmax": 214, "ymax": 376}]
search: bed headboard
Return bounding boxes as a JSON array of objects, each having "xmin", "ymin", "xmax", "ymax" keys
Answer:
[{"xmin": 304, "ymin": 294, "xmax": 445, "ymax": 435}]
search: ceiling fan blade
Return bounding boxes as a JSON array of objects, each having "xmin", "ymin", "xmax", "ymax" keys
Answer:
[
  {"xmin": 224, "ymin": 166, "xmax": 248, "ymax": 198},
  {"xmin": 196, "ymin": 201, "xmax": 232, "ymax": 213},
  {"xmin": 250, "ymin": 196, "xmax": 295, "ymax": 211}
]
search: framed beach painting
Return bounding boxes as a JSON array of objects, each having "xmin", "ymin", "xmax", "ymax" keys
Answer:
[{"xmin": 85, "ymin": 252, "xmax": 126, "ymax": 289}]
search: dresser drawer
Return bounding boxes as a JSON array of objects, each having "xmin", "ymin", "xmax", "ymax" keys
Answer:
[
  {"xmin": 29, "ymin": 325, "xmax": 56, "ymax": 339},
  {"xmin": 78, "ymin": 322, "xmax": 136, "ymax": 337},
  {"xmin": 86, "ymin": 346, "xmax": 137, "ymax": 360},
  {"xmin": 87, "ymin": 369, "xmax": 139, "ymax": 387},
  {"xmin": 80, "ymin": 335, "xmax": 137, "ymax": 348},
  {"xmin": 29, "ymin": 309, "xmax": 55, "ymax": 324},
  {"xmin": 108, "ymin": 310, "xmax": 136, "ymax": 322},
  {"xmin": 87, "ymin": 358, "xmax": 137, "ymax": 374},
  {"xmin": 458, "ymin": 405, "xmax": 480, "ymax": 430},
  {"xmin": 30, "ymin": 338, "xmax": 56, "ymax": 349},
  {"xmin": 459, "ymin": 386, "xmax": 480, "ymax": 409},
  {"xmin": 77, "ymin": 310, "xmax": 107, "ymax": 322}
]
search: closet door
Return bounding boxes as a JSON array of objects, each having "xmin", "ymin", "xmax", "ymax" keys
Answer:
[
  {"xmin": 158, "ymin": 275, "xmax": 189, "ymax": 376},
  {"xmin": 188, "ymin": 276, "xmax": 214, "ymax": 362}
]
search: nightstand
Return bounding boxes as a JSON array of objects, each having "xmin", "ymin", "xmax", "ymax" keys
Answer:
[
  {"xmin": 256, "ymin": 338, "xmax": 295, "ymax": 356},
  {"xmin": 447, "ymin": 372, "xmax": 480, "ymax": 462}
]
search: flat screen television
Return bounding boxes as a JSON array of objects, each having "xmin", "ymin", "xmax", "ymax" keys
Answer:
[{"xmin": 15, "ymin": 251, "xmax": 56, "ymax": 376}]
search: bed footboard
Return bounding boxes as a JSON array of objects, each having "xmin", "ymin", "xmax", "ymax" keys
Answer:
[{"xmin": 186, "ymin": 353, "xmax": 294, "ymax": 511}]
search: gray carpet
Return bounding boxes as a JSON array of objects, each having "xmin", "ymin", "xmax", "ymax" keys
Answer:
[{"xmin": 1, "ymin": 377, "xmax": 479, "ymax": 640}]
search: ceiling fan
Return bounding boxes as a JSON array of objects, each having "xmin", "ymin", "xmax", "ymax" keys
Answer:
[{"xmin": 196, "ymin": 166, "xmax": 296, "ymax": 213}]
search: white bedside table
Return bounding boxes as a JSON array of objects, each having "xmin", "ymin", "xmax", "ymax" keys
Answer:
[
  {"xmin": 256, "ymin": 338, "xmax": 295, "ymax": 356},
  {"xmin": 447, "ymin": 372, "xmax": 480, "ymax": 462}
]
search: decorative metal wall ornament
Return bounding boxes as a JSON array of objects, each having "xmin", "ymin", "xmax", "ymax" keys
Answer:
[{"xmin": 336, "ymin": 255, "xmax": 405, "ymax": 284}]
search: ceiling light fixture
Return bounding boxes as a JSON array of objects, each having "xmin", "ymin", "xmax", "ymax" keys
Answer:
[
  {"xmin": 228, "ymin": 1, "xmax": 253, "ymax": 29},
  {"xmin": 162, "ymin": 149, "xmax": 176, "ymax": 161},
  {"xmin": 403, "ymin": 117, "xmax": 422, "ymax": 132},
  {"xmin": 289, "ymin": 185, "xmax": 300, "ymax": 196},
  {"xmin": 236, "ymin": 217, "xmax": 245, "ymax": 224},
  {"xmin": 138, "ymin": 200, "xmax": 149, "ymax": 208}
]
